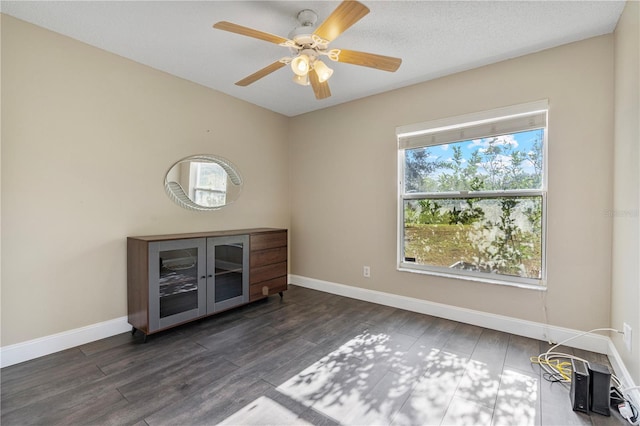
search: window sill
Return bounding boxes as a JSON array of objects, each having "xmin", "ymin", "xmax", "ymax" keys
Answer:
[{"xmin": 398, "ymin": 265, "xmax": 547, "ymax": 291}]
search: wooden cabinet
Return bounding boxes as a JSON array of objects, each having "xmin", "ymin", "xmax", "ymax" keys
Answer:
[
  {"xmin": 128, "ymin": 228, "xmax": 287, "ymax": 337},
  {"xmin": 250, "ymin": 231, "xmax": 288, "ymax": 301}
]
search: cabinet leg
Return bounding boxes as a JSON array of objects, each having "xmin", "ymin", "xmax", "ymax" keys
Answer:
[
  {"xmin": 279, "ymin": 291, "xmax": 284, "ymax": 299},
  {"xmin": 132, "ymin": 327, "xmax": 148, "ymax": 343}
]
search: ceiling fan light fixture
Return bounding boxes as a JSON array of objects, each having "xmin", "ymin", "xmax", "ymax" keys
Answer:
[
  {"xmin": 291, "ymin": 54, "xmax": 310, "ymax": 76},
  {"xmin": 314, "ymin": 60, "xmax": 333, "ymax": 83},
  {"xmin": 292, "ymin": 73, "xmax": 310, "ymax": 86}
]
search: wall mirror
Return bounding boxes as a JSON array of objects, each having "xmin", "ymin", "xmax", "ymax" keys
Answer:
[{"xmin": 164, "ymin": 155, "xmax": 243, "ymax": 211}]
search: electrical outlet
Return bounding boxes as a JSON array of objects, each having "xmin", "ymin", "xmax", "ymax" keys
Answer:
[
  {"xmin": 623, "ymin": 323, "xmax": 632, "ymax": 352},
  {"xmin": 363, "ymin": 266, "xmax": 370, "ymax": 278}
]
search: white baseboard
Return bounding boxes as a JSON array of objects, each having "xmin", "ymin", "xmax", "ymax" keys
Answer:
[
  {"xmin": 1, "ymin": 316, "xmax": 130, "ymax": 368},
  {"xmin": 289, "ymin": 274, "xmax": 612, "ymax": 352},
  {"xmin": 289, "ymin": 274, "xmax": 638, "ymax": 400},
  {"xmin": 608, "ymin": 339, "xmax": 640, "ymax": 408}
]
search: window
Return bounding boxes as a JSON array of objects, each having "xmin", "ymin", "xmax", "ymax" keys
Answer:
[
  {"xmin": 397, "ymin": 101, "xmax": 548, "ymax": 287},
  {"xmin": 191, "ymin": 162, "xmax": 228, "ymax": 207}
]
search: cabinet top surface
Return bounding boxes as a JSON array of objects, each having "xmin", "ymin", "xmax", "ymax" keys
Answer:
[{"xmin": 128, "ymin": 228, "xmax": 287, "ymax": 242}]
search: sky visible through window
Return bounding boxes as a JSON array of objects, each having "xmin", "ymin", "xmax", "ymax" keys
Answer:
[
  {"xmin": 437, "ymin": 129, "xmax": 540, "ymax": 177},
  {"xmin": 405, "ymin": 129, "xmax": 543, "ymax": 193}
]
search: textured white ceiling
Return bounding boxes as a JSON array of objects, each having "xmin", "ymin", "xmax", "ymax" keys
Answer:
[{"xmin": 1, "ymin": 1, "xmax": 626, "ymax": 117}]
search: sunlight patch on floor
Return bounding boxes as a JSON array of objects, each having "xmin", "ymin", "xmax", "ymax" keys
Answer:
[
  {"xmin": 276, "ymin": 330, "xmax": 481, "ymax": 425},
  {"xmin": 276, "ymin": 332, "xmax": 395, "ymax": 419},
  {"xmin": 492, "ymin": 369, "xmax": 539, "ymax": 426},
  {"xmin": 218, "ymin": 396, "xmax": 312, "ymax": 426},
  {"xmin": 220, "ymin": 331, "xmax": 540, "ymax": 426},
  {"xmin": 392, "ymin": 349, "xmax": 470, "ymax": 425},
  {"xmin": 441, "ymin": 396, "xmax": 494, "ymax": 426},
  {"xmin": 455, "ymin": 359, "xmax": 501, "ymax": 408}
]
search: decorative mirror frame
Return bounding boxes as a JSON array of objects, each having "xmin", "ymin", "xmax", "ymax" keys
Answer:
[{"xmin": 164, "ymin": 154, "xmax": 243, "ymax": 211}]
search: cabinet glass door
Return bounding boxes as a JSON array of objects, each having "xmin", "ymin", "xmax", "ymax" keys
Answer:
[
  {"xmin": 149, "ymin": 239, "xmax": 206, "ymax": 331},
  {"xmin": 207, "ymin": 235, "xmax": 249, "ymax": 312}
]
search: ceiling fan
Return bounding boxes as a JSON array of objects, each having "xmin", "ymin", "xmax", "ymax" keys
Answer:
[{"xmin": 213, "ymin": 1, "xmax": 402, "ymax": 100}]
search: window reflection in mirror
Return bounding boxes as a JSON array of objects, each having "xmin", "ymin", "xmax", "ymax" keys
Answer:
[
  {"xmin": 194, "ymin": 162, "xmax": 227, "ymax": 206},
  {"xmin": 164, "ymin": 155, "xmax": 242, "ymax": 211}
]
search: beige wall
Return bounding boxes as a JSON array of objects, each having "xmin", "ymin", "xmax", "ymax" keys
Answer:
[
  {"xmin": 612, "ymin": 1, "xmax": 640, "ymax": 384},
  {"xmin": 290, "ymin": 35, "xmax": 615, "ymax": 332},
  {"xmin": 0, "ymin": 15, "xmax": 290, "ymax": 346}
]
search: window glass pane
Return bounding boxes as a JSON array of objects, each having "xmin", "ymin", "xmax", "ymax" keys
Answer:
[
  {"xmin": 214, "ymin": 243, "xmax": 244, "ymax": 302},
  {"xmin": 197, "ymin": 163, "xmax": 227, "ymax": 191},
  {"xmin": 158, "ymin": 248, "xmax": 199, "ymax": 318},
  {"xmin": 405, "ymin": 129, "xmax": 544, "ymax": 193},
  {"xmin": 194, "ymin": 189, "xmax": 226, "ymax": 206},
  {"xmin": 403, "ymin": 196, "xmax": 542, "ymax": 280}
]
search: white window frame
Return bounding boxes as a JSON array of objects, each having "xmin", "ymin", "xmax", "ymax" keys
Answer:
[{"xmin": 396, "ymin": 100, "xmax": 549, "ymax": 289}]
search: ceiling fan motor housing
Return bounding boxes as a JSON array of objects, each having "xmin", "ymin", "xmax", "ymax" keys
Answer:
[
  {"xmin": 297, "ymin": 9, "xmax": 317, "ymax": 26},
  {"xmin": 288, "ymin": 9, "xmax": 318, "ymax": 46}
]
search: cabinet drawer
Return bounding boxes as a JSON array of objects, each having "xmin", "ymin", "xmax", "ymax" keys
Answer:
[
  {"xmin": 251, "ymin": 231, "xmax": 287, "ymax": 251},
  {"xmin": 251, "ymin": 246, "xmax": 287, "ymax": 268},
  {"xmin": 250, "ymin": 276, "xmax": 288, "ymax": 301},
  {"xmin": 250, "ymin": 261, "xmax": 287, "ymax": 285}
]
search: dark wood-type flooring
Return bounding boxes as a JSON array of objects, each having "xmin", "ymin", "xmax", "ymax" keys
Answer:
[{"xmin": 1, "ymin": 285, "xmax": 629, "ymax": 425}]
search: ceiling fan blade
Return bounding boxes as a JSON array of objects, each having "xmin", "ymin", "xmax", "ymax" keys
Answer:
[
  {"xmin": 213, "ymin": 21, "xmax": 290, "ymax": 45},
  {"xmin": 313, "ymin": 1, "xmax": 370, "ymax": 43},
  {"xmin": 308, "ymin": 69, "xmax": 331, "ymax": 100},
  {"xmin": 335, "ymin": 49, "xmax": 402, "ymax": 72},
  {"xmin": 235, "ymin": 61, "xmax": 286, "ymax": 86}
]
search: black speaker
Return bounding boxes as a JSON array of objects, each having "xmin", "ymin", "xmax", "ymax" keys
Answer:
[
  {"xmin": 571, "ymin": 359, "xmax": 590, "ymax": 413},
  {"xmin": 589, "ymin": 363, "xmax": 611, "ymax": 416}
]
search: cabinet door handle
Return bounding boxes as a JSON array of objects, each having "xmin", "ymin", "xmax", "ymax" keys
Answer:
[
  {"xmin": 200, "ymin": 276, "xmax": 206, "ymax": 279},
  {"xmin": 208, "ymin": 274, "xmax": 213, "ymax": 278}
]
